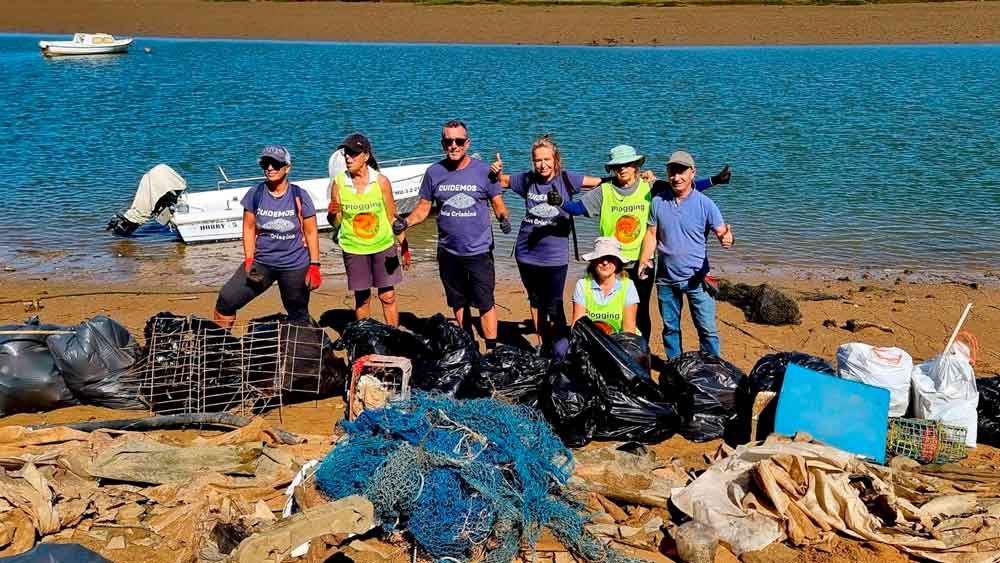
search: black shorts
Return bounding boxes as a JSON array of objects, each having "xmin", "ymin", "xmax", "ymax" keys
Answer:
[{"xmin": 437, "ymin": 249, "xmax": 495, "ymax": 311}]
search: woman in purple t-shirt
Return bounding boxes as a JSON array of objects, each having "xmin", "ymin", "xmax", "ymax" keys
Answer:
[{"xmin": 490, "ymin": 135, "xmax": 606, "ymax": 354}]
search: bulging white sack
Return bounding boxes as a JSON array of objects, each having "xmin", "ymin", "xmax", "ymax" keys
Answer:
[
  {"xmin": 837, "ymin": 343, "xmax": 913, "ymax": 417},
  {"xmin": 912, "ymin": 341, "xmax": 978, "ymax": 447}
]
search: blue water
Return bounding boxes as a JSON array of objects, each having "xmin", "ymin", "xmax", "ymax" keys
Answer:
[{"xmin": 2, "ymin": 35, "xmax": 999, "ymax": 281}]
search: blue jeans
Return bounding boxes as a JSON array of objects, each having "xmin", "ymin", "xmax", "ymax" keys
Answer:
[{"xmin": 657, "ymin": 279, "xmax": 720, "ymax": 359}]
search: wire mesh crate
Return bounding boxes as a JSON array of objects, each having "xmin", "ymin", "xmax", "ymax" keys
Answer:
[
  {"xmin": 886, "ymin": 417, "xmax": 968, "ymax": 464},
  {"xmin": 134, "ymin": 314, "xmax": 327, "ymax": 417},
  {"xmin": 348, "ymin": 355, "xmax": 412, "ymax": 421}
]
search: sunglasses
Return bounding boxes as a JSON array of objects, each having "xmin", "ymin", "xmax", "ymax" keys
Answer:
[
  {"xmin": 343, "ymin": 147, "xmax": 364, "ymax": 158},
  {"xmin": 259, "ymin": 159, "xmax": 287, "ymax": 171},
  {"xmin": 441, "ymin": 137, "xmax": 468, "ymax": 147}
]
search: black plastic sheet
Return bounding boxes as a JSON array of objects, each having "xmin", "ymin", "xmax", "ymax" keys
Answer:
[
  {"xmin": 461, "ymin": 345, "xmax": 550, "ymax": 407},
  {"xmin": 728, "ymin": 351, "xmax": 834, "ymax": 445},
  {"xmin": 610, "ymin": 332, "xmax": 651, "ymax": 372},
  {"xmin": 47, "ymin": 315, "xmax": 143, "ymax": 410},
  {"xmin": 978, "ymin": 375, "xmax": 1000, "ymax": 447},
  {"xmin": 540, "ymin": 365, "xmax": 600, "ymax": 448},
  {"xmin": 659, "ymin": 351, "xmax": 746, "ymax": 442},
  {"xmin": 0, "ymin": 323, "xmax": 79, "ymax": 417}
]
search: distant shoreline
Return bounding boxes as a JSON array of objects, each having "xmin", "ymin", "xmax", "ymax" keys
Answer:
[{"xmin": 5, "ymin": 0, "xmax": 1000, "ymax": 46}]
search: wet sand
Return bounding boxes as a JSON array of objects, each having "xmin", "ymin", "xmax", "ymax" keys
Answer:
[{"xmin": 5, "ymin": 0, "xmax": 1000, "ymax": 46}]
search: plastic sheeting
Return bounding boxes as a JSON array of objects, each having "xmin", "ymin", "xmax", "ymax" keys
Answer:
[
  {"xmin": 461, "ymin": 345, "xmax": 550, "ymax": 407},
  {"xmin": 47, "ymin": 315, "xmax": 143, "ymax": 410},
  {"xmin": 912, "ymin": 341, "xmax": 979, "ymax": 447},
  {"xmin": 0, "ymin": 323, "xmax": 79, "ymax": 417},
  {"xmin": 836, "ymin": 343, "xmax": 912, "ymax": 417},
  {"xmin": 659, "ymin": 351, "xmax": 745, "ymax": 442}
]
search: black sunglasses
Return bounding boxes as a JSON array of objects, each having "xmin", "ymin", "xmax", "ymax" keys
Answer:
[
  {"xmin": 343, "ymin": 147, "xmax": 364, "ymax": 158},
  {"xmin": 259, "ymin": 159, "xmax": 287, "ymax": 171},
  {"xmin": 441, "ymin": 137, "xmax": 468, "ymax": 147}
]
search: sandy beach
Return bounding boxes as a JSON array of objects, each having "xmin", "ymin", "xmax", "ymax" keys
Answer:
[{"xmin": 5, "ymin": 0, "xmax": 1000, "ymax": 46}]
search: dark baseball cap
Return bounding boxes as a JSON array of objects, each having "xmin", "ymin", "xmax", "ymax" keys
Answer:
[
  {"xmin": 339, "ymin": 133, "xmax": 372, "ymax": 154},
  {"xmin": 258, "ymin": 144, "xmax": 291, "ymax": 165}
]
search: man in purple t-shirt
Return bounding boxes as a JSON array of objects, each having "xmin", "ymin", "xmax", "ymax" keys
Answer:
[{"xmin": 394, "ymin": 120, "xmax": 511, "ymax": 350}]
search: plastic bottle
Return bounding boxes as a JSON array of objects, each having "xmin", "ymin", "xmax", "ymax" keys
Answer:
[{"xmin": 673, "ymin": 521, "xmax": 718, "ymax": 563}]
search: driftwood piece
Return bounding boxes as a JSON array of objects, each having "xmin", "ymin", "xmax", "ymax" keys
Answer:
[
  {"xmin": 29, "ymin": 413, "xmax": 303, "ymax": 445},
  {"xmin": 844, "ymin": 319, "xmax": 894, "ymax": 334},
  {"xmin": 232, "ymin": 496, "xmax": 375, "ymax": 563}
]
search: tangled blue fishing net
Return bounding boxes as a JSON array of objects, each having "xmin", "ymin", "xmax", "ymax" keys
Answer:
[{"xmin": 315, "ymin": 393, "xmax": 638, "ymax": 563}]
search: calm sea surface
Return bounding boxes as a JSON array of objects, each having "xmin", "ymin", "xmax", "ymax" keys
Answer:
[{"xmin": 2, "ymin": 35, "xmax": 998, "ymax": 283}]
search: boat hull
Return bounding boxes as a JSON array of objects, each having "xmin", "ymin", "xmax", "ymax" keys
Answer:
[
  {"xmin": 39, "ymin": 39, "xmax": 133, "ymax": 57},
  {"xmin": 170, "ymin": 163, "xmax": 428, "ymax": 244}
]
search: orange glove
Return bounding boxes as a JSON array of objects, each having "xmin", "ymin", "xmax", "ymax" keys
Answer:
[{"xmin": 305, "ymin": 263, "xmax": 322, "ymax": 290}]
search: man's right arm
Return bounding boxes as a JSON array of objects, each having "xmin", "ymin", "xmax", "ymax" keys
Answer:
[
  {"xmin": 402, "ymin": 199, "xmax": 432, "ymax": 228},
  {"xmin": 637, "ymin": 224, "xmax": 657, "ymax": 279}
]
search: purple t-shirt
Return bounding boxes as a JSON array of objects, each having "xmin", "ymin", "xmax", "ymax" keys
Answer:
[
  {"xmin": 418, "ymin": 159, "xmax": 502, "ymax": 256},
  {"xmin": 510, "ymin": 170, "xmax": 583, "ymax": 267},
  {"xmin": 648, "ymin": 189, "xmax": 724, "ymax": 283},
  {"xmin": 241, "ymin": 182, "xmax": 316, "ymax": 270}
]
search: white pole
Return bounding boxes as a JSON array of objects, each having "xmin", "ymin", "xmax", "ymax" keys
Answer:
[{"xmin": 943, "ymin": 303, "xmax": 973, "ymax": 356}]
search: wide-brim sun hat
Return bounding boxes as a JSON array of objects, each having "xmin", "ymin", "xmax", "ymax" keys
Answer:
[
  {"xmin": 605, "ymin": 144, "xmax": 645, "ymax": 169},
  {"xmin": 582, "ymin": 236, "xmax": 627, "ymax": 263}
]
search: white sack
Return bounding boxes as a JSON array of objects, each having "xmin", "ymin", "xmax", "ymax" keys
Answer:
[
  {"xmin": 911, "ymin": 341, "xmax": 978, "ymax": 446},
  {"xmin": 837, "ymin": 343, "xmax": 913, "ymax": 417}
]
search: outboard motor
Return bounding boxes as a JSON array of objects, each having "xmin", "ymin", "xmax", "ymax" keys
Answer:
[{"xmin": 107, "ymin": 164, "xmax": 188, "ymax": 236}]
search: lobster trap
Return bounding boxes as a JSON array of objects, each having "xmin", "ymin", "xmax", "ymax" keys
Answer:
[
  {"xmin": 886, "ymin": 417, "xmax": 968, "ymax": 464},
  {"xmin": 347, "ymin": 355, "xmax": 412, "ymax": 421},
  {"xmin": 134, "ymin": 314, "xmax": 329, "ymax": 416}
]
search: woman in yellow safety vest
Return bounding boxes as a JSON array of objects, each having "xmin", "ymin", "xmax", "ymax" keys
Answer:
[
  {"xmin": 326, "ymin": 133, "xmax": 411, "ymax": 326},
  {"xmin": 571, "ymin": 237, "xmax": 639, "ymax": 335}
]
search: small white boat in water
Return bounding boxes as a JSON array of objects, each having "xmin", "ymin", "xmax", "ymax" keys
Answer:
[
  {"xmin": 39, "ymin": 33, "xmax": 133, "ymax": 57},
  {"xmin": 107, "ymin": 152, "xmax": 434, "ymax": 244}
]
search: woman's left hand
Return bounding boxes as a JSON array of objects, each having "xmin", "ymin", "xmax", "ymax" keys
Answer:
[{"xmin": 305, "ymin": 264, "xmax": 322, "ymax": 290}]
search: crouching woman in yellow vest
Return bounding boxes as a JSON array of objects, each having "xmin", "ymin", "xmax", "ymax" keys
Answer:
[
  {"xmin": 571, "ymin": 237, "xmax": 639, "ymax": 335},
  {"xmin": 327, "ymin": 133, "xmax": 411, "ymax": 326}
]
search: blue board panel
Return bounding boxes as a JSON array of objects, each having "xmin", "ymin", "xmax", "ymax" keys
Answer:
[{"xmin": 774, "ymin": 363, "xmax": 890, "ymax": 463}]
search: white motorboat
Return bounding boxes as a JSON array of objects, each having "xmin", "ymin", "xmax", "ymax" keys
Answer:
[
  {"xmin": 39, "ymin": 33, "xmax": 133, "ymax": 57},
  {"xmin": 107, "ymin": 154, "xmax": 433, "ymax": 244}
]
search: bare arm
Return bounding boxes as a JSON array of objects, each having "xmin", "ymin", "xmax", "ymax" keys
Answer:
[
  {"xmin": 490, "ymin": 194, "xmax": 510, "ymax": 221},
  {"xmin": 327, "ymin": 177, "xmax": 342, "ymax": 228},
  {"xmin": 714, "ymin": 224, "xmax": 734, "ymax": 248},
  {"xmin": 571, "ymin": 302, "xmax": 588, "ymax": 325},
  {"xmin": 490, "ymin": 153, "xmax": 511, "ymax": 188},
  {"xmin": 242, "ymin": 210, "xmax": 256, "ymax": 261},
  {"xmin": 579, "ymin": 175, "xmax": 605, "ymax": 192},
  {"xmin": 379, "ymin": 175, "xmax": 398, "ymax": 221},
  {"xmin": 404, "ymin": 198, "xmax": 433, "ymax": 228},
  {"xmin": 637, "ymin": 224, "xmax": 657, "ymax": 275},
  {"xmin": 622, "ymin": 304, "xmax": 638, "ymax": 334},
  {"xmin": 303, "ymin": 215, "xmax": 320, "ymax": 263}
]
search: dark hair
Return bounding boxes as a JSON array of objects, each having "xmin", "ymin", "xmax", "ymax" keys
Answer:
[
  {"xmin": 442, "ymin": 119, "xmax": 468, "ymax": 136},
  {"xmin": 586, "ymin": 257, "xmax": 624, "ymax": 279}
]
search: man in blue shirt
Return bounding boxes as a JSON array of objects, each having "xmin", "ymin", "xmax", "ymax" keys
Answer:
[{"xmin": 638, "ymin": 151, "xmax": 734, "ymax": 359}]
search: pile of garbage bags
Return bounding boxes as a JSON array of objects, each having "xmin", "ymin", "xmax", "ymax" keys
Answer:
[{"xmin": 0, "ymin": 316, "xmax": 143, "ymax": 416}]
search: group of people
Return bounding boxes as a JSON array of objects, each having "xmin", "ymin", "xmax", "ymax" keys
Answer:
[{"xmin": 212, "ymin": 119, "xmax": 735, "ymax": 359}]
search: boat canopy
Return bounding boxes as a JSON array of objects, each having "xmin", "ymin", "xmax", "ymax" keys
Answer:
[{"xmin": 123, "ymin": 164, "xmax": 188, "ymax": 225}]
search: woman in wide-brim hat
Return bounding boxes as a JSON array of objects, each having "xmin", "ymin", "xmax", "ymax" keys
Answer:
[{"xmin": 571, "ymin": 236, "xmax": 639, "ymax": 335}]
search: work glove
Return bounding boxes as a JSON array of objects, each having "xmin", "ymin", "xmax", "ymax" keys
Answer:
[
  {"xmin": 392, "ymin": 216, "xmax": 408, "ymax": 236},
  {"xmin": 498, "ymin": 216, "xmax": 512, "ymax": 234},
  {"xmin": 546, "ymin": 189, "xmax": 563, "ymax": 207},
  {"xmin": 711, "ymin": 165, "xmax": 732, "ymax": 186},
  {"xmin": 305, "ymin": 263, "xmax": 322, "ymax": 290},
  {"xmin": 243, "ymin": 257, "xmax": 254, "ymax": 273}
]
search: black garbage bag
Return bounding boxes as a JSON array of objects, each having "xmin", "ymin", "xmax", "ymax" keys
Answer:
[
  {"xmin": 659, "ymin": 351, "xmax": 746, "ymax": 442},
  {"xmin": 728, "ymin": 351, "xmax": 834, "ymax": 445},
  {"xmin": 539, "ymin": 364, "xmax": 601, "ymax": 448},
  {"xmin": 333, "ymin": 318, "xmax": 429, "ymax": 365},
  {"xmin": 610, "ymin": 332, "xmax": 651, "ymax": 372},
  {"xmin": 567, "ymin": 318, "xmax": 682, "ymax": 444},
  {"xmin": 977, "ymin": 375, "xmax": 1000, "ymax": 447},
  {"xmin": 141, "ymin": 312, "xmax": 242, "ymax": 413},
  {"xmin": 407, "ymin": 314, "xmax": 480, "ymax": 396},
  {"xmin": 47, "ymin": 315, "xmax": 144, "ymax": 410},
  {"xmin": 461, "ymin": 345, "xmax": 550, "ymax": 406},
  {"xmin": 0, "ymin": 543, "xmax": 110, "ymax": 562},
  {"xmin": 245, "ymin": 314, "xmax": 342, "ymax": 396},
  {"xmin": 0, "ymin": 323, "xmax": 79, "ymax": 416},
  {"xmin": 717, "ymin": 281, "xmax": 801, "ymax": 326}
]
